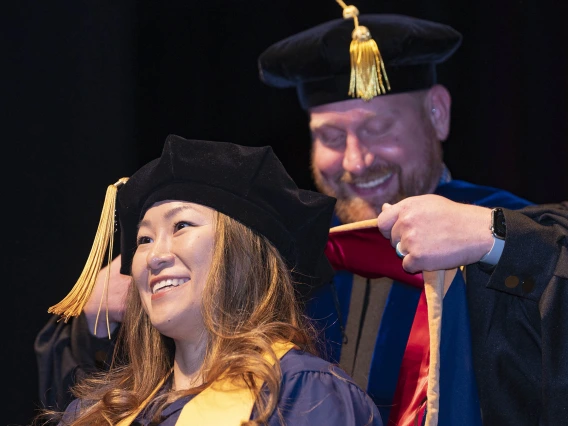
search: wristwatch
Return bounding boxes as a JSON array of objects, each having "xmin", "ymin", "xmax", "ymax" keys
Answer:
[
  {"xmin": 480, "ymin": 208, "xmax": 506, "ymax": 265},
  {"xmin": 490, "ymin": 208, "xmax": 506, "ymax": 240}
]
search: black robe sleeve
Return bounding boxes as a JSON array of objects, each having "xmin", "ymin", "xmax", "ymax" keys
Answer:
[
  {"xmin": 467, "ymin": 201, "xmax": 568, "ymax": 425},
  {"xmin": 34, "ymin": 312, "xmax": 119, "ymax": 411}
]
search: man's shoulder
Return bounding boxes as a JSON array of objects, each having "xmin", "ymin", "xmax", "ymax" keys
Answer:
[{"xmin": 435, "ymin": 179, "xmax": 533, "ymax": 209}]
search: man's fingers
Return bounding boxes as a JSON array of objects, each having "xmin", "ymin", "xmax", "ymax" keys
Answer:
[
  {"xmin": 377, "ymin": 203, "xmax": 399, "ymax": 239},
  {"xmin": 401, "ymin": 256, "xmax": 420, "ymax": 274}
]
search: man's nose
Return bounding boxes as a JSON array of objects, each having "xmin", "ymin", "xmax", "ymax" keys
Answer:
[{"xmin": 342, "ymin": 136, "xmax": 373, "ymax": 174}]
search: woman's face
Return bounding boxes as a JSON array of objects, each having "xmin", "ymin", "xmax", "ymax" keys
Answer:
[{"xmin": 131, "ymin": 200, "xmax": 215, "ymax": 341}]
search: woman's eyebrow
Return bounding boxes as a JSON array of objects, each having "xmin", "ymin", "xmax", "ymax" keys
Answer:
[{"xmin": 138, "ymin": 204, "xmax": 200, "ymax": 229}]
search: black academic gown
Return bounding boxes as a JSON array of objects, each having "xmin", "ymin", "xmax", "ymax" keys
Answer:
[
  {"xmin": 467, "ymin": 202, "xmax": 568, "ymax": 426},
  {"xmin": 35, "ymin": 312, "xmax": 119, "ymax": 411}
]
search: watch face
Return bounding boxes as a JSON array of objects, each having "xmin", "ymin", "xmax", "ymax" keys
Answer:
[{"xmin": 492, "ymin": 208, "xmax": 506, "ymax": 239}]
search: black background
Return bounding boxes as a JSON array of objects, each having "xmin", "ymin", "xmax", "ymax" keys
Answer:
[{"xmin": 4, "ymin": 1, "xmax": 568, "ymax": 424}]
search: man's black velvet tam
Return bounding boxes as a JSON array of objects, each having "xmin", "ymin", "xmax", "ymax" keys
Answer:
[{"xmin": 258, "ymin": 14, "xmax": 462, "ymax": 110}]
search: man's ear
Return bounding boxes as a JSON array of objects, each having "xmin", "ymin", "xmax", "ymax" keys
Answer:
[{"xmin": 426, "ymin": 84, "xmax": 451, "ymax": 141}]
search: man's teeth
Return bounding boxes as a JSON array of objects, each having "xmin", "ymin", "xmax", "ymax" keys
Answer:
[
  {"xmin": 354, "ymin": 173, "xmax": 392, "ymax": 189},
  {"xmin": 152, "ymin": 278, "xmax": 189, "ymax": 294}
]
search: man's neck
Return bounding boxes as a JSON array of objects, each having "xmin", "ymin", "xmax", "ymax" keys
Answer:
[{"xmin": 438, "ymin": 163, "xmax": 452, "ymax": 185}]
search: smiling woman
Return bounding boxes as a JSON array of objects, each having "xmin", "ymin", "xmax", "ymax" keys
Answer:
[
  {"xmin": 35, "ymin": 135, "xmax": 383, "ymax": 426},
  {"xmin": 133, "ymin": 201, "xmax": 215, "ymax": 345}
]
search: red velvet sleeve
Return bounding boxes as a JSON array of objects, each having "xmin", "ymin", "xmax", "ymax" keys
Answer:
[{"xmin": 325, "ymin": 226, "xmax": 423, "ymax": 288}]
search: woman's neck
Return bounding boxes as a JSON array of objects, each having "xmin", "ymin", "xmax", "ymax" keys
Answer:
[{"xmin": 172, "ymin": 337, "xmax": 207, "ymax": 390}]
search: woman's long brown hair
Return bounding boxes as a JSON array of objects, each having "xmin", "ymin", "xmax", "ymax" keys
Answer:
[{"xmin": 39, "ymin": 212, "xmax": 319, "ymax": 426}]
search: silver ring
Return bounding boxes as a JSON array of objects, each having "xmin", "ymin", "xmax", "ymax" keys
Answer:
[{"xmin": 395, "ymin": 242, "xmax": 406, "ymax": 259}]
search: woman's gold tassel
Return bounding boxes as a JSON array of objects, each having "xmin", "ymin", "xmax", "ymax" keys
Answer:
[
  {"xmin": 336, "ymin": 1, "xmax": 391, "ymax": 100},
  {"xmin": 48, "ymin": 178, "xmax": 129, "ymax": 325}
]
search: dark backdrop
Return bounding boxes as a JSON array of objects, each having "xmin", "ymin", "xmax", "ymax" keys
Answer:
[{"xmin": 4, "ymin": 1, "xmax": 568, "ymax": 424}]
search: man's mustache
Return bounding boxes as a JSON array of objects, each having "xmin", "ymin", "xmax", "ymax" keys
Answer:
[{"xmin": 339, "ymin": 166, "xmax": 396, "ymax": 184}]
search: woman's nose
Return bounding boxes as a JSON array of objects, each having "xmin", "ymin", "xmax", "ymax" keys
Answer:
[{"xmin": 147, "ymin": 242, "xmax": 175, "ymax": 271}]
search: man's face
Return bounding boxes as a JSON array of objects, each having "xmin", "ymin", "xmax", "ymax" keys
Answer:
[{"xmin": 310, "ymin": 91, "xmax": 444, "ymax": 224}]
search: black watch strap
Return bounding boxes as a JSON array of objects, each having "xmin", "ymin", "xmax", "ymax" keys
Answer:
[{"xmin": 490, "ymin": 208, "xmax": 506, "ymax": 240}]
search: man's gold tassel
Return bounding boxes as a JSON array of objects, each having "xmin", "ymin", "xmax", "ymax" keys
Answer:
[
  {"xmin": 48, "ymin": 178, "xmax": 129, "ymax": 324},
  {"xmin": 336, "ymin": 1, "xmax": 391, "ymax": 100},
  {"xmin": 349, "ymin": 25, "xmax": 391, "ymax": 100}
]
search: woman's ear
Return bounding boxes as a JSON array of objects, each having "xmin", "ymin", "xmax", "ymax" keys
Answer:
[{"xmin": 427, "ymin": 84, "xmax": 452, "ymax": 141}]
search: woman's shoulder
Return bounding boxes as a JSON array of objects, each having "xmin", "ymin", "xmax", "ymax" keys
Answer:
[
  {"xmin": 274, "ymin": 349, "xmax": 383, "ymax": 425},
  {"xmin": 279, "ymin": 348, "xmax": 369, "ymax": 393},
  {"xmin": 279, "ymin": 349, "xmax": 350, "ymax": 379}
]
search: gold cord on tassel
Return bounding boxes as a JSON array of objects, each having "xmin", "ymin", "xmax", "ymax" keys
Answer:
[
  {"xmin": 92, "ymin": 208, "xmax": 117, "ymax": 338},
  {"xmin": 336, "ymin": 0, "xmax": 391, "ymax": 100},
  {"xmin": 48, "ymin": 178, "xmax": 129, "ymax": 325}
]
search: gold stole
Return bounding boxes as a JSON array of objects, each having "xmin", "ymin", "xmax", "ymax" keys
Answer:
[{"xmin": 117, "ymin": 341, "xmax": 296, "ymax": 426}]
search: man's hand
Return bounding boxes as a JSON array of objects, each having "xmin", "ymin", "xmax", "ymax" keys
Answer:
[
  {"xmin": 83, "ymin": 255, "xmax": 130, "ymax": 336},
  {"xmin": 377, "ymin": 194, "xmax": 494, "ymax": 273}
]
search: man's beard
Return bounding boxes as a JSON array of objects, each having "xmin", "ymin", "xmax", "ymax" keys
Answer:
[{"xmin": 313, "ymin": 160, "xmax": 442, "ymax": 224}]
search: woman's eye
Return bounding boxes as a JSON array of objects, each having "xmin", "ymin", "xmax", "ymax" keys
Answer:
[
  {"xmin": 136, "ymin": 236, "xmax": 152, "ymax": 246},
  {"xmin": 174, "ymin": 221, "xmax": 194, "ymax": 232}
]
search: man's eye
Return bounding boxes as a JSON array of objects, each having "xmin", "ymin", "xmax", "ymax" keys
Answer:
[
  {"xmin": 364, "ymin": 119, "xmax": 393, "ymax": 137},
  {"xmin": 320, "ymin": 133, "xmax": 345, "ymax": 147}
]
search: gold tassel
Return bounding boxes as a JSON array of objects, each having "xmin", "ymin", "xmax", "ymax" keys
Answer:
[
  {"xmin": 48, "ymin": 178, "xmax": 129, "ymax": 324},
  {"xmin": 336, "ymin": 1, "xmax": 391, "ymax": 100}
]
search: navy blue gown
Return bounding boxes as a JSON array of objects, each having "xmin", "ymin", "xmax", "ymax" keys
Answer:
[{"xmin": 61, "ymin": 349, "xmax": 383, "ymax": 425}]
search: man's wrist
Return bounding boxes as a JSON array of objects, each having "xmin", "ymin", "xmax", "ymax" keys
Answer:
[
  {"xmin": 479, "ymin": 207, "xmax": 507, "ymax": 266},
  {"xmin": 479, "ymin": 235, "xmax": 505, "ymax": 266}
]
